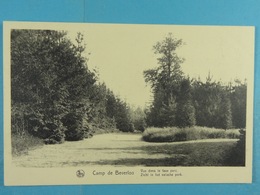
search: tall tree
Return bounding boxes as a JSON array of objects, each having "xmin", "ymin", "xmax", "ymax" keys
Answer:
[
  {"xmin": 144, "ymin": 33, "xmax": 184, "ymax": 105},
  {"xmin": 216, "ymin": 93, "xmax": 232, "ymax": 129},
  {"xmin": 191, "ymin": 75, "xmax": 235, "ymax": 129},
  {"xmin": 175, "ymin": 78, "xmax": 196, "ymax": 127},
  {"xmin": 11, "ymin": 30, "xmax": 97, "ymax": 143},
  {"xmin": 144, "ymin": 33, "xmax": 185, "ymax": 127},
  {"xmin": 230, "ymin": 80, "xmax": 247, "ymax": 128}
]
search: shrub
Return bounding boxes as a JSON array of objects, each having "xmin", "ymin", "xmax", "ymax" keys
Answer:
[
  {"xmin": 142, "ymin": 126, "xmax": 240, "ymax": 142},
  {"xmin": 62, "ymin": 112, "xmax": 85, "ymax": 141},
  {"xmin": 224, "ymin": 129, "xmax": 246, "ymax": 166},
  {"xmin": 12, "ymin": 132, "xmax": 44, "ymax": 156},
  {"xmin": 133, "ymin": 119, "xmax": 147, "ymax": 132}
]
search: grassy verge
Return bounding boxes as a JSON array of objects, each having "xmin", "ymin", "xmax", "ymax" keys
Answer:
[
  {"xmin": 139, "ymin": 141, "xmax": 238, "ymax": 166},
  {"xmin": 12, "ymin": 132, "xmax": 44, "ymax": 156},
  {"xmin": 142, "ymin": 126, "xmax": 240, "ymax": 142},
  {"xmin": 93, "ymin": 140, "xmax": 240, "ymax": 166}
]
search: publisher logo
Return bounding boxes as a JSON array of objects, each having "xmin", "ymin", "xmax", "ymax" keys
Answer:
[{"xmin": 76, "ymin": 169, "xmax": 85, "ymax": 178}]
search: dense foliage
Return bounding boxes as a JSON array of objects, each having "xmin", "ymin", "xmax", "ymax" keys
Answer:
[
  {"xmin": 11, "ymin": 30, "xmax": 135, "ymax": 145},
  {"xmin": 144, "ymin": 34, "xmax": 247, "ymax": 129}
]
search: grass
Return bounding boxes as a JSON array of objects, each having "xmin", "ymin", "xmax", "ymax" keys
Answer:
[
  {"xmin": 66, "ymin": 141, "xmax": 238, "ymax": 167},
  {"xmin": 138, "ymin": 140, "xmax": 238, "ymax": 166},
  {"xmin": 12, "ymin": 132, "xmax": 44, "ymax": 156},
  {"xmin": 12, "ymin": 131, "xmax": 244, "ymax": 167},
  {"xmin": 142, "ymin": 126, "xmax": 240, "ymax": 142}
]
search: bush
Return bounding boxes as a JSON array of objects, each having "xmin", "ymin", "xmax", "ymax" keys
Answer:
[
  {"xmin": 224, "ymin": 129, "xmax": 246, "ymax": 166},
  {"xmin": 62, "ymin": 112, "xmax": 85, "ymax": 141},
  {"xmin": 12, "ymin": 132, "xmax": 44, "ymax": 156},
  {"xmin": 142, "ymin": 126, "xmax": 240, "ymax": 142},
  {"xmin": 133, "ymin": 119, "xmax": 147, "ymax": 132},
  {"xmin": 43, "ymin": 126, "xmax": 66, "ymax": 144}
]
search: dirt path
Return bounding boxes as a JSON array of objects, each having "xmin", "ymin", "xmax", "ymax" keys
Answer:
[{"xmin": 12, "ymin": 133, "xmax": 237, "ymax": 167}]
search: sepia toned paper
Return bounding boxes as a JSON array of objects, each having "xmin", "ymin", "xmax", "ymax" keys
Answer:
[{"xmin": 4, "ymin": 21, "xmax": 254, "ymax": 185}]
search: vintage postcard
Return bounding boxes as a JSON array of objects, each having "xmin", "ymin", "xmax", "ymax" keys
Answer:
[{"xmin": 4, "ymin": 22, "xmax": 254, "ymax": 185}]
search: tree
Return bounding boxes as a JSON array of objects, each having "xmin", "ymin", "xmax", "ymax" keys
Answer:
[
  {"xmin": 113, "ymin": 99, "xmax": 134, "ymax": 132},
  {"xmin": 144, "ymin": 33, "xmax": 185, "ymax": 127},
  {"xmin": 230, "ymin": 80, "xmax": 247, "ymax": 128},
  {"xmin": 11, "ymin": 30, "xmax": 97, "ymax": 143},
  {"xmin": 175, "ymin": 78, "xmax": 196, "ymax": 127},
  {"xmin": 11, "ymin": 30, "xmax": 70, "ymax": 143},
  {"xmin": 216, "ymin": 93, "xmax": 232, "ymax": 129},
  {"xmin": 144, "ymin": 33, "xmax": 184, "ymax": 105},
  {"xmin": 191, "ymin": 74, "xmax": 235, "ymax": 129},
  {"xmin": 130, "ymin": 107, "xmax": 147, "ymax": 132}
]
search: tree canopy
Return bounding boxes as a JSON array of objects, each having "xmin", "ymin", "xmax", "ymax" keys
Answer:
[
  {"xmin": 11, "ymin": 29, "xmax": 136, "ymax": 144},
  {"xmin": 144, "ymin": 34, "xmax": 246, "ymax": 129}
]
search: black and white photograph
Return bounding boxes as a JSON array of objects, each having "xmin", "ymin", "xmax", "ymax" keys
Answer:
[{"xmin": 4, "ymin": 22, "xmax": 254, "ymax": 185}]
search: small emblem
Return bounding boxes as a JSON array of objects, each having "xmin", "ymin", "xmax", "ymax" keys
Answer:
[{"xmin": 76, "ymin": 169, "xmax": 85, "ymax": 178}]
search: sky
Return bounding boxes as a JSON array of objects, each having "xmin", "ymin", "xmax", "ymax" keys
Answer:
[{"xmin": 66, "ymin": 23, "xmax": 254, "ymax": 108}]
